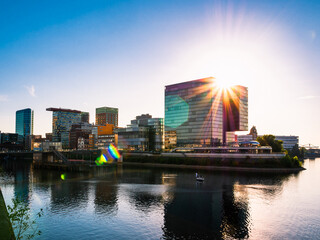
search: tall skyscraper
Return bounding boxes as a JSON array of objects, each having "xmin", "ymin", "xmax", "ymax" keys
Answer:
[
  {"xmin": 96, "ymin": 107, "xmax": 118, "ymax": 127},
  {"xmin": 165, "ymin": 77, "xmax": 248, "ymax": 147},
  {"xmin": 46, "ymin": 108, "xmax": 81, "ymax": 148},
  {"xmin": 16, "ymin": 108, "xmax": 34, "ymax": 137}
]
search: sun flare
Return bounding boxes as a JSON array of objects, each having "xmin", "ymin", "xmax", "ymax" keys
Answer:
[{"xmin": 215, "ymin": 78, "xmax": 234, "ymax": 90}]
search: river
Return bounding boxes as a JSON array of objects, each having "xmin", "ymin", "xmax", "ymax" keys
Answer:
[{"xmin": 0, "ymin": 158, "xmax": 319, "ymax": 239}]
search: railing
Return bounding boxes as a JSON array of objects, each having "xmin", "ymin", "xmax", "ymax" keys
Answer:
[{"xmin": 53, "ymin": 150, "xmax": 68, "ymax": 163}]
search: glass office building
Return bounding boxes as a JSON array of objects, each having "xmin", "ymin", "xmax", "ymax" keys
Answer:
[
  {"xmin": 117, "ymin": 114, "xmax": 164, "ymax": 151},
  {"xmin": 16, "ymin": 108, "xmax": 34, "ymax": 137},
  {"xmin": 222, "ymin": 85, "xmax": 248, "ymax": 144},
  {"xmin": 165, "ymin": 77, "xmax": 248, "ymax": 147},
  {"xmin": 46, "ymin": 108, "xmax": 81, "ymax": 148}
]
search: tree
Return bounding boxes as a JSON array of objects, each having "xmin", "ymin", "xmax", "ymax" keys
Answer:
[
  {"xmin": 256, "ymin": 135, "xmax": 284, "ymax": 152},
  {"xmin": 7, "ymin": 197, "xmax": 43, "ymax": 240},
  {"xmin": 288, "ymin": 144, "xmax": 305, "ymax": 160}
]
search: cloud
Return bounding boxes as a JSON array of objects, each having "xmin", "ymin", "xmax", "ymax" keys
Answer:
[
  {"xmin": 25, "ymin": 85, "xmax": 36, "ymax": 97},
  {"xmin": 0, "ymin": 95, "xmax": 8, "ymax": 102},
  {"xmin": 299, "ymin": 95, "xmax": 319, "ymax": 100},
  {"xmin": 309, "ymin": 30, "xmax": 316, "ymax": 41}
]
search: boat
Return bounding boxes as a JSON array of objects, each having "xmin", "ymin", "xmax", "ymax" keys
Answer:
[{"xmin": 195, "ymin": 173, "xmax": 204, "ymax": 182}]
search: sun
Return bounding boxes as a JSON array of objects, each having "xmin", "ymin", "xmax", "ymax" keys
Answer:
[{"xmin": 215, "ymin": 78, "xmax": 234, "ymax": 90}]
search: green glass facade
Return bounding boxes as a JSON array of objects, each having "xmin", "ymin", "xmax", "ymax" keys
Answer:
[
  {"xmin": 15, "ymin": 108, "xmax": 34, "ymax": 137},
  {"xmin": 165, "ymin": 78, "xmax": 223, "ymax": 147}
]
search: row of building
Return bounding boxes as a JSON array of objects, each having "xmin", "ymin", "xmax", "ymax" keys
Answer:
[{"xmin": 0, "ymin": 77, "xmax": 299, "ymax": 152}]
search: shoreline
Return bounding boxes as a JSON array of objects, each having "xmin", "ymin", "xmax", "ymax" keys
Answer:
[
  {"xmin": 0, "ymin": 189, "xmax": 15, "ymax": 240},
  {"xmin": 122, "ymin": 162, "xmax": 305, "ymax": 173}
]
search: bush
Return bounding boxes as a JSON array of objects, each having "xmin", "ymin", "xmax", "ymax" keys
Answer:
[
  {"xmin": 280, "ymin": 155, "xmax": 302, "ymax": 168},
  {"xmin": 7, "ymin": 197, "xmax": 43, "ymax": 240}
]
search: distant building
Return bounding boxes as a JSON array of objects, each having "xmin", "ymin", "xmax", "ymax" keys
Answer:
[
  {"xmin": 16, "ymin": 108, "xmax": 34, "ymax": 148},
  {"xmin": 275, "ymin": 136, "xmax": 299, "ymax": 150},
  {"xmin": 96, "ymin": 124, "xmax": 116, "ymax": 149},
  {"xmin": 69, "ymin": 122, "xmax": 94, "ymax": 149},
  {"xmin": 117, "ymin": 114, "xmax": 164, "ymax": 151},
  {"xmin": 0, "ymin": 132, "xmax": 23, "ymax": 151},
  {"xmin": 45, "ymin": 133, "xmax": 53, "ymax": 142},
  {"xmin": 46, "ymin": 108, "xmax": 82, "ymax": 149},
  {"xmin": 96, "ymin": 107, "xmax": 118, "ymax": 127},
  {"xmin": 92, "ymin": 126, "xmax": 98, "ymax": 147},
  {"xmin": 1, "ymin": 133, "xmax": 19, "ymax": 144},
  {"xmin": 165, "ymin": 130, "xmax": 177, "ymax": 149},
  {"xmin": 27, "ymin": 135, "xmax": 44, "ymax": 151},
  {"xmin": 81, "ymin": 112, "xmax": 90, "ymax": 123},
  {"xmin": 222, "ymin": 85, "xmax": 248, "ymax": 138},
  {"xmin": 165, "ymin": 77, "xmax": 248, "ymax": 148},
  {"xmin": 41, "ymin": 142, "xmax": 62, "ymax": 151},
  {"xmin": 236, "ymin": 134, "xmax": 253, "ymax": 143},
  {"xmin": 236, "ymin": 126, "xmax": 258, "ymax": 144},
  {"xmin": 89, "ymin": 134, "xmax": 95, "ymax": 149},
  {"xmin": 249, "ymin": 126, "xmax": 258, "ymax": 140}
]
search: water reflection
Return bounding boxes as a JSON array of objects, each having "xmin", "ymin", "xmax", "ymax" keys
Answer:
[
  {"xmin": 0, "ymin": 159, "xmax": 308, "ymax": 240},
  {"xmin": 50, "ymin": 181, "xmax": 90, "ymax": 212},
  {"xmin": 160, "ymin": 171, "xmax": 293, "ymax": 239},
  {"xmin": 94, "ymin": 182, "xmax": 118, "ymax": 215}
]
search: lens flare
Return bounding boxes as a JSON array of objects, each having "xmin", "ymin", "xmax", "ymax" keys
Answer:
[
  {"xmin": 95, "ymin": 144, "xmax": 121, "ymax": 166},
  {"xmin": 95, "ymin": 154, "xmax": 108, "ymax": 166},
  {"xmin": 61, "ymin": 173, "xmax": 66, "ymax": 180},
  {"xmin": 108, "ymin": 144, "xmax": 121, "ymax": 160}
]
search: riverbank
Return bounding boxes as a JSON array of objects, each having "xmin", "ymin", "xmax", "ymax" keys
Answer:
[
  {"xmin": 31, "ymin": 152, "xmax": 304, "ymax": 173},
  {"xmin": 0, "ymin": 189, "xmax": 15, "ymax": 240},
  {"xmin": 123, "ymin": 153, "xmax": 303, "ymax": 169},
  {"xmin": 122, "ymin": 162, "xmax": 305, "ymax": 173}
]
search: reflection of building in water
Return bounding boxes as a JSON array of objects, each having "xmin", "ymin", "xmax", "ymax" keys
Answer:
[
  {"xmin": 128, "ymin": 189, "xmax": 163, "ymax": 213},
  {"xmin": 14, "ymin": 164, "xmax": 31, "ymax": 203},
  {"xmin": 162, "ymin": 175, "xmax": 251, "ymax": 240},
  {"xmin": 161, "ymin": 173, "xmax": 177, "ymax": 186},
  {"xmin": 50, "ymin": 182, "xmax": 89, "ymax": 211},
  {"xmin": 221, "ymin": 184, "xmax": 250, "ymax": 239},
  {"xmin": 94, "ymin": 182, "xmax": 118, "ymax": 215}
]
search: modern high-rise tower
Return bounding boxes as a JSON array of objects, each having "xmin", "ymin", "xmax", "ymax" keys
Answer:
[
  {"xmin": 95, "ymin": 107, "xmax": 118, "ymax": 127},
  {"xmin": 16, "ymin": 108, "xmax": 34, "ymax": 137},
  {"xmin": 46, "ymin": 108, "xmax": 81, "ymax": 148},
  {"xmin": 164, "ymin": 77, "xmax": 248, "ymax": 148}
]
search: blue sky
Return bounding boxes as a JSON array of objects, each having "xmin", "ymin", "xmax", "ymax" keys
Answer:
[{"xmin": 0, "ymin": 0, "xmax": 319, "ymax": 146}]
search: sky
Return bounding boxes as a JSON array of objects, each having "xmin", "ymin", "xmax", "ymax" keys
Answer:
[{"xmin": 0, "ymin": 0, "xmax": 319, "ymax": 147}]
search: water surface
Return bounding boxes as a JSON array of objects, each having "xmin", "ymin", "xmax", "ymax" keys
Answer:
[{"xmin": 0, "ymin": 159, "xmax": 319, "ymax": 239}]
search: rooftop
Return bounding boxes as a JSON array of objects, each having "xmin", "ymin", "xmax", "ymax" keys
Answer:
[{"xmin": 46, "ymin": 108, "xmax": 81, "ymax": 113}]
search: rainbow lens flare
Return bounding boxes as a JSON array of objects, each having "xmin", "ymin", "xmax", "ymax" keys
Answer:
[
  {"xmin": 95, "ymin": 154, "xmax": 108, "ymax": 166},
  {"xmin": 61, "ymin": 173, "xmax": 66, "ymax": 180},
  {"xmin": 108, "ymin": 144, "xmax": 121, "ymax": 160}
]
